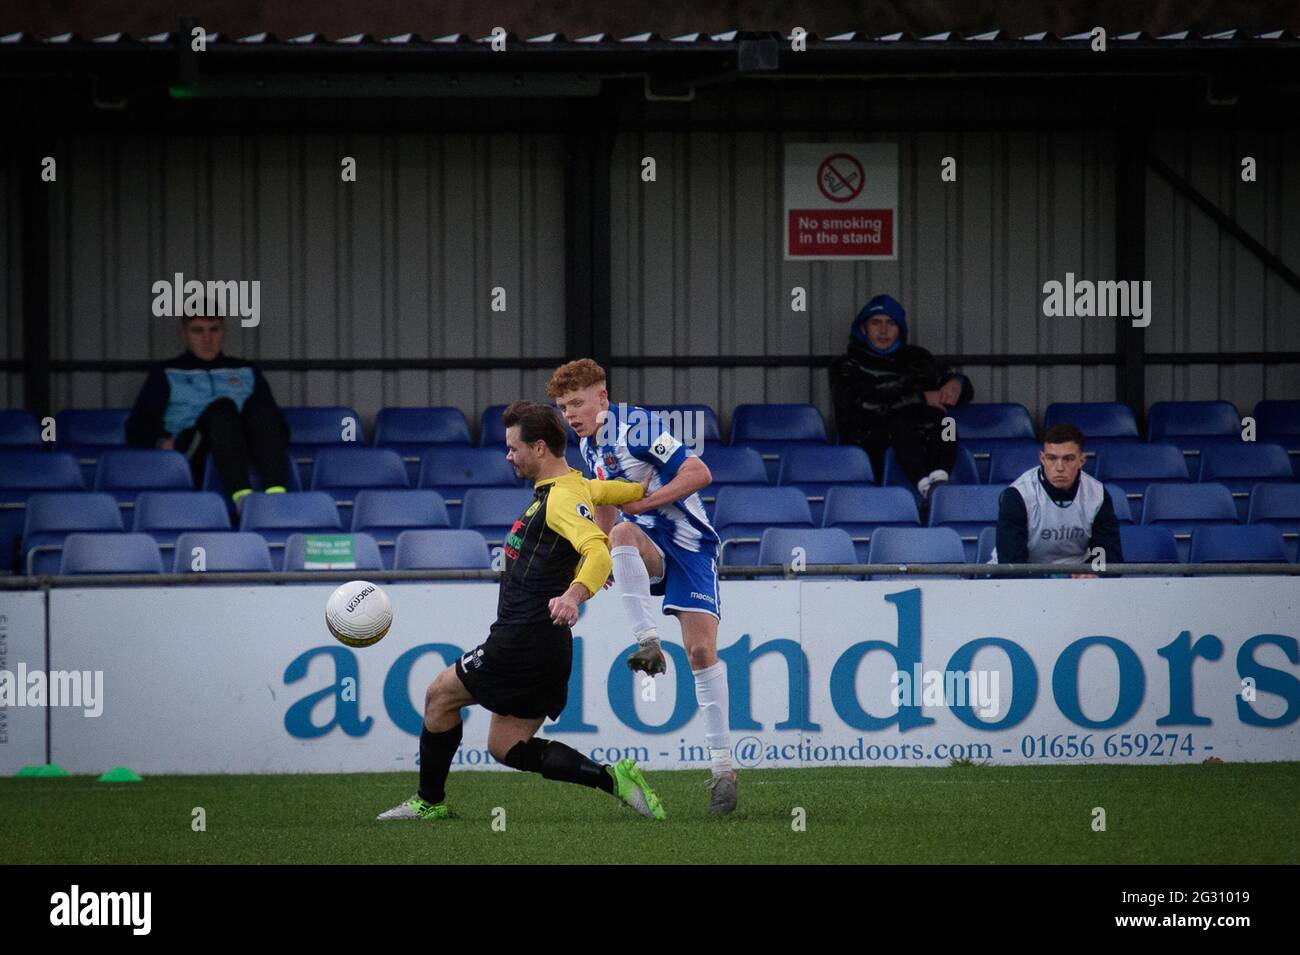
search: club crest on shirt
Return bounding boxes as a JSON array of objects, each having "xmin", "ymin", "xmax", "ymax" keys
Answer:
[{"xmin": 524, "ymin": 500, "xmax": 540, "ymax": 517}]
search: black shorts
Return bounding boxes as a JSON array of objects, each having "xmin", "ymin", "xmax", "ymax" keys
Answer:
[{"xmin": 454, "ymin": 621, "xmax": 573, "ymax": 720}]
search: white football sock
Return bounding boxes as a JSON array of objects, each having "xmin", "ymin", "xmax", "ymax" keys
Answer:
[
  {"xmin": 611, "ymin": 545, "xmax": 658, "ymax": 641},
  {"xmin": 694, "ymin": 660, "xmax": 733, "ymax": 774}
]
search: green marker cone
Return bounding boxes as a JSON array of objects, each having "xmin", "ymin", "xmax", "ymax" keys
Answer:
[
  {"xmin": 16, "ymin": 763, "xmax": 70, "ymax": 777},
  {"xmin": 98, "ymin": 767, "xmax": 143, "ymax": 783}
]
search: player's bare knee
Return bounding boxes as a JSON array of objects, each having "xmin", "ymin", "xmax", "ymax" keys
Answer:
[
  {"xmin": 687, "ymin": 644, "xmax": 717, "ymax": 670},
  {"xmin": 609, "ymin": 522, "xmax": 641, "ymax": 547}
]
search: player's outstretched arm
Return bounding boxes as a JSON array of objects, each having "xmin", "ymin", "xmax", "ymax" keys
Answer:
[{"xmin": 623, "ymin": 455, "xmax": 711, "ymax": 516}]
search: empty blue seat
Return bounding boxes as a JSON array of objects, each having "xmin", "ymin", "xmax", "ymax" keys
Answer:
[
  {"xmin": 283, "ymin": 532, "xmax": 384, "ymax": 572},
  {"xmin": 1147, "ymin": 400, "xmax": 1242, "ymax": 479},
  {"xmin": 1141, "ymin": 483, "xmax": 1239, "ymax": 561},
  {"xmin": 419, "ymin": 447, "xmax": 519, "ymax": 525},
  {"xmin": 699, "ymin": 446, "xmax": 768, "ymax": 520},
  {"xmin": 882, "ymin": 447, "xmax": 979, "ymax": 502},
  {"xmin": 976, "ymin": 526, "xmax": 998, "ymax": 564},
  {"xmin": 1045, "ymin": 402, "xmax": 1140, "ymax": 439},
  {"xmin": 310, "ymin": 447, "xmax": 409, "ymax": 520},
  {"xmin": 394, "ymin": 529, "xmax": 492, "ymax": 570},
  {"xmin": 948, "ymin": 403, "xmax": 1036, "ymax": 481},
  {"xmin": 713, "ymin": 486, "xmax": 813, "ymax": 565},
  {"xmin": 0, "ymin": 450, "xmax": 84, "ymax": 572},
  {"xmin": 865, "ymin": 526, "xmax": 965, "ymax": 578},
  {"xmin": 54, "ymin": 409, "xmax": 130, "ymax": 485},
  {"xmin": 93, "ymin": 448, "xmax": 194, "ymax": 505},
  {"xmin": 1106, "ymin": 484, "xmax": 1135, "ymax": 523},
  {"xmin": 374, "ymin": 407, "xmax": 473, "ymax": 482},
  {"xmin": 987, "ymin": 441, "xmax": 1049, "ymax": 484},
  {"xmin": 565, "ymin": 445, "xmax": 590, "ymax": 476},
  {"xmin": 1254, "ymin": 400, "xmax": 1300, "ymax": 477},
  {"xmin": 642, "ymin": 404, "xmax": 722, "ymax": 445},
  {"xmin": 282, "ymin": 406, "xmax": 364, "ymax": 485},
  {"xmin": 59, "ymin": 532, "xmax": 162, "ymax": 575},
  {"xmin": 1198, "ymin": 442, "xmax": 1294, "ymax": 519},
  {"xmin": 1094, "ymin": 443, "xmax": 1190, "ymax": 521},
  {"xmin": 822, "ymin": 486, "xmax": 921, "ymax": 562},
  {"xmin": 730, "ymin": 404, "xmax": 828, "ymax": 481},
  {"xmin": 22, "ymin": 492, "xmax": 124, "ymax": 575},
  {"xmin": 202, "ymin": 450, "xmax": 304, "ymax": 498},
  {"xmin": 351, "ymin": 490, "xmax": 451, "ymax": 569},
  {"xmin": 1247, "ymin": 484, "xmax": 1300, "ymax": 561},
  {"xmin": 481, "ymin": 404, "xmax": 578, "ymax": 448},
  {"xmin": 777, "ymin": 445, "xmax": 875, "ymax": 524},
  {"xmin": 0, "ymin": 410, "xmax": 42, "ymax": 446},
  {"xmin": 756, "ymin": 527, "xmax": 858, "ymax": 577},
  {"xmin": 1189, "ymin": 525, "xmax": 1288, "ymax": 564},
  {"xmin": 926, "ymin": 485, "xmax": 1006, "ymax": 560},
  {"xmin": 132, "ymin": 491, "xmax": 232, "ymax": 549},
  {"xmin": 1119, "ymin": 525, "xmax": 1180, "ymax": 563},
  {"xmin": 239, "ymin": 491, "xmax": 343, "ymax": 570},
  {"xmin": 460, "ymin": 488, "xmax": 537, "ymax": 546},
  {"xmin": 172, "ymin": 531, "xmax": 274, "ymax": 573}
]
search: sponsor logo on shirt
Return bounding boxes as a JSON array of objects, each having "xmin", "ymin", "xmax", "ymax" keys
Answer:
[{"xmin": 650, "ymin": 431, "xmax": 682, "ymax": 464}]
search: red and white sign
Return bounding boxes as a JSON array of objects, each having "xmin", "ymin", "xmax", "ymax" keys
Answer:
[{"xmin": 785, "ymin": 143, "xmax": 898, "ymax": 260}]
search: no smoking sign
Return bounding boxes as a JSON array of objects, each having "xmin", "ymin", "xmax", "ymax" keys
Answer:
[{"xmin": 785, "ymin": 143, "xmax": 898, "ymax": 260}]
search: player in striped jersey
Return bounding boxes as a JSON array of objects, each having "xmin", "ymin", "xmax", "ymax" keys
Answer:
[{"xmin": 549, "ymin": 359, "xmax": 738, "ymax": 815}]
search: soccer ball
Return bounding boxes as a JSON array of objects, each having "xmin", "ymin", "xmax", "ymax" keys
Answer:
[{"xmin": 325, "ymin": 581, "xmax": 393, "ymax": 648}]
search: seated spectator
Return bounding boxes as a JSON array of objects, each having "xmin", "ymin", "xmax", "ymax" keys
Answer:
[
  {"xmin": 829, "ymin": 294, "xmax": 973, "ymax": 498},
  {"xmin": 126, "ymin": 308, "xmax": 290, "ymax": 506},
  {"xmin": 991, "ymin": 423, "xmax": 1124, "ymax": 576}
]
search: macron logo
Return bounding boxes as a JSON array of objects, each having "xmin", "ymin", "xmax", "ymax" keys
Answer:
[{"xmin": 50, "ymin": 885, "xmax": 151, "ymax": 936}]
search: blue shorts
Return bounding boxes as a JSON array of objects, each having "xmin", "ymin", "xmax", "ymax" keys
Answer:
[{"xmin": 637, "ymin": 522, "xmax": 722, "ymax": 620}]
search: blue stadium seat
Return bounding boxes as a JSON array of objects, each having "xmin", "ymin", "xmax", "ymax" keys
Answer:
[
  {"xmin": 1189, "ymin": 525, "xmax": 1288, "ymax": 564},
  {"xmin": 282, "ymin": 406, "xmax": 364, "ymax": 485},
  {"xmin": 776, "ymin": 445, "xmax": 875, "ymax": 524},
  {"xmin": 1247, "ymin": 484, "xmax": 1300, "ymax": 562},
  {"xmin": 132, "ymin": 491, "xmax": 232, "ymax": 550},
  {"xmin": 865, "ymin": 526, "xmax": 965, "ymax": 579},
  {"xmin": 22, "ymin": 492, "xmax": 124, "ymax": 575},
  {"xmin": 418, "ymin": 447, "xmax": 519, "ymax": 525},
  {"xmin": 54, "ymin": 409, "xmax": 130, "ymax": 485},
  {"xmin": 1253, "ymin": 400, "xmax": 1300, "ymax": 477},
  {"xmin": 310, "ymin": 447, "xmax": 409, "ymax": 520},
  {"xmin": 374, "ymin": 407, "xmax": 473, "ymax": 483},
  {"xmin": 283, "ymin": 532, "xmax": 383, "ymax": 572},
  {"xmin": 976, "ymin": 526, "xmax": 998, "ymax": 564},
  {"xmin": 351, "ymin": 490, "xmax": 452, "ymax": 569},
  {"xmin": 1141, "ymin": 483, "xmax": 1239, "ymax": 561},
  {"xmin": 699, "ymin": 446, "xmax": 768, "ymax": 520},
  {"xmin": 1094, "ymin": 443, "xmax": 1190, "ymax": 522},
  {"xmin": 1045, "ymin": 402, "xmax": 1140, "ymax": 439},
  {"xmin": 565, "ymin": 445, "xmax": 590, "ymax": 476},
  {"xmin": 0, "ymin": 450, "xmax": 84, "ymax": 573},
  {"xmin": 1105, "ymin": 484, "xmax": 1135, "ymax": 524},
  {"xmin": 481, "ymin": 404, "xmax": 578, "ymax": 448},
  {"xmin": 757, "ymin": 527, "xmax": 858, "ymax": 578},
  {"xmin": 987, "ymin": 441, "xmax": 1048, "ymax": 484},
  {"xmin": 172, "ymin": 532, "xmax": 274, "ymax": 573},
  {"xmin": 93, "ymin": 448, "xmax": 194, "ymax": 506},
  {"xmin": 1198, "ymin": 442, "xmax": 1295, "ymax": 519},
  {"xmin": 822, "ymin": 486, "xmax": 921, "ymax": 562},
  {"xmin": 926, "ymin": 485, "xmax": 1006, "ymax": 561},
  {"xmin": 729, "ymin": 404, "xmax": 828, "ymax": 481},
  {"xmin": 947, "ymin": 403, "xmax": 1036, "ymax": 482},
  {"xmin": 0, "ymin": 410, "xmax": 42, "ymax": 446},
  {"xmin": 239, "ymin": 491, "xmax": 343, "ymax": 570},
  {"xmin": 882, "ymin": 447, "xmax": 979, "ymax": 506},
  {"xmin": 643, "ymin": 404, "xmax": 722, "ymax": 445},
  {"xmin": 714, "ymin": 486, "xmax": 813, "ymax": 565},
  {"xmin": 394, "ymin": 529, "xmax": 492, "ymax": 570},
  {"xmin": 202, "ymin": 450, "xmax": 304, "ymax": 497},
  {"xmin": 1147, "ymin": 400, "xmax": 1242, "ymax": 479},
  {"xmin": 59, "ymin": 532, "xmax": 163, "ymax": 575},
  {"xmin": 460, "ymin": 487, "xmax": 537, "ymax": 548},
  {"xmin": 1118, "ymin": 525, "xmax": 1180, "ymax": 563}
]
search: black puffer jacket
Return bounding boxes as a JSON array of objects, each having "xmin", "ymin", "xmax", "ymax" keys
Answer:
[{"xmin": 829, "ymin": 339, "xmax": 973, "ymax": 445}]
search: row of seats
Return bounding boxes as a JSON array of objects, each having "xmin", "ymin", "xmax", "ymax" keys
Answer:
[
  {"xmin": 13, "ymin": 482, "xmax": 1300, "ymax": 575},
  {"xmin": 36, "ymin": 521, "xmax": 1297, "ymax": 578},
  {"xmin": 5, "ymin": 399, "xmax": 1299, "ymax": 484}
]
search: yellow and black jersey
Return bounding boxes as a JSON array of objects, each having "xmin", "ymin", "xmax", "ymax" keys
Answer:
[{"xmin": 496, "ymin": 469, "xmax": 643, "ymax": 626}]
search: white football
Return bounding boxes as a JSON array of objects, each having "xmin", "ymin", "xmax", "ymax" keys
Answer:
[{"xmin": 325, "ymin": 580, "xmax": 393, "ymax": 648}]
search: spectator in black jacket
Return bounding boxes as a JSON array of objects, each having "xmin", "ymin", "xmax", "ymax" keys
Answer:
[
  {"xmin": 126, "ymin": 312, "xmax": 290, "ymax": 505},
  {"xmin": 829, "ymin": 294, "xmax": 973, "ymax": 497},
  {"xmin": 991, "ymin": 423, "xmax": 1124, "ymax": 577}
]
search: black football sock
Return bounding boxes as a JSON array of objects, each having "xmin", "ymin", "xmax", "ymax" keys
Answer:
[
  {"xmin": 503, "ymin": 738, "xmax": 615, "ymax": 794},
  {"xmin": 418, "ymin": 722, "xmax": 463, "ymax": 805}
]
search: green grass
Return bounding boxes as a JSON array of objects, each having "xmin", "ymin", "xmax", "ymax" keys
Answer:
[{"xmin": 2, "ymin": 763, "xmax": 1297, "ymax": 864}]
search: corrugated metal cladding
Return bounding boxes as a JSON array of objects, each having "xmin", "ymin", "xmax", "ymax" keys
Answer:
[
  {"xmin": 1145, "ymin": 129, "xmax": 1300, "ymax": 408},
  {"xmin": 46, "ymin": 133, "xmax": 567, "ymax": 428},
  {"xmin": 612, "ymin": 128, "xmax": 1119, "ymax": 432},
  {"xmin": 1, "ymin": 160, "xmax": 21, "ymax": 408}
]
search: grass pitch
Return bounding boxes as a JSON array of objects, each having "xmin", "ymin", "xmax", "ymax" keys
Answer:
[{"xmin": 2, "ymin": 763, "xmax": 1296, "ymax": 864}]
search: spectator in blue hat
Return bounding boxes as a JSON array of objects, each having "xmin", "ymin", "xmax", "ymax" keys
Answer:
[{"xmin": 829, "ymin": 294, "xmax": 973, "ymax": 498}]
